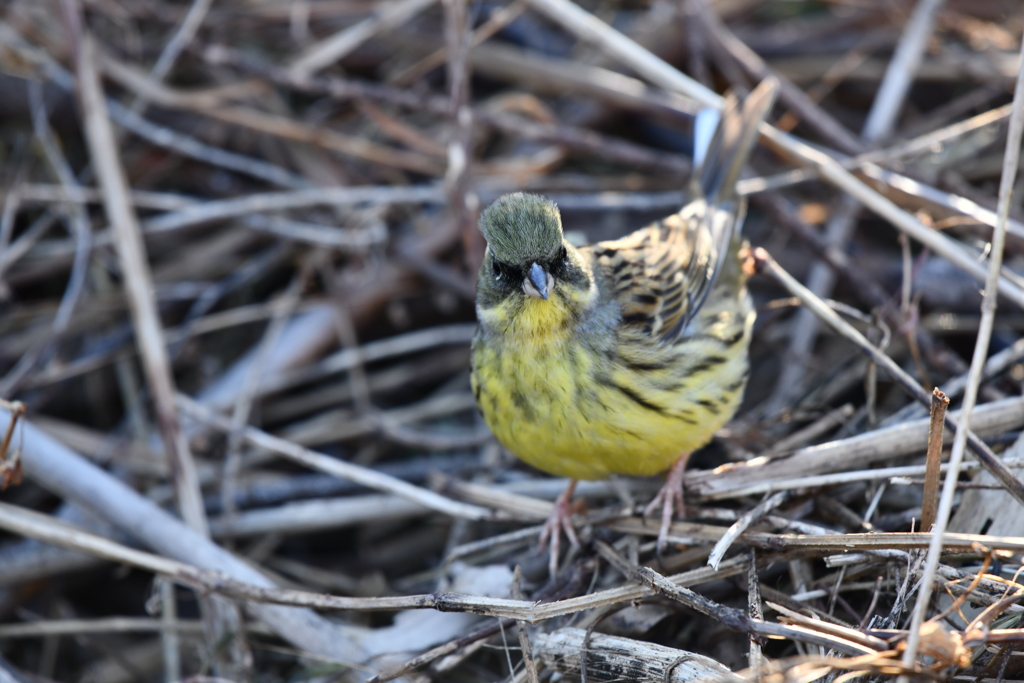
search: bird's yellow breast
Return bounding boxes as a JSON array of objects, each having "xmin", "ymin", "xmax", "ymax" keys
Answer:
[{"xmin": 471, "ymin": 284, "xmax": 753, "ymax": 480}]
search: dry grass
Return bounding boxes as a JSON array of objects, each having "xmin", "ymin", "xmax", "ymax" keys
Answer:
[{"xmin": 1, "ymin": 0, "xmax": 1024, "ymax": 681}]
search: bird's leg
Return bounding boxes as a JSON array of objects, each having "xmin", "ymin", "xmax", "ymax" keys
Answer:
[
  {"xmin": 538, "ymin": 479, "xmax": 581, "ymax": 577},
  {"xmin": 643, "ymin": 452, "xmax": 692, "ymax": 553}
]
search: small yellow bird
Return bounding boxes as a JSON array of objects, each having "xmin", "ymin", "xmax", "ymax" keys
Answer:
[{"xmin": 471, "ymin": 79, "xmax": 778, "ymax": 572}]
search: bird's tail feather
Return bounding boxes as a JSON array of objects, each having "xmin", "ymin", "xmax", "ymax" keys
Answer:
[
  {"xmin": 666, "ymin": 78, "xmax": 778, "ymax": 339},
  {"xmin": 694, "ymin": 77, "xmax": 779, "ymax": 208}
]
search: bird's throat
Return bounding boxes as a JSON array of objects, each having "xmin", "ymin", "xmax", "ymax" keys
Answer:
[{"xmin": 478, "ymin": 285, "xmax": 594, "ymax": 344}]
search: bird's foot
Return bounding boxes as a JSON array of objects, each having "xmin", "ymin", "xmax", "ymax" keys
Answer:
[
  {"xmin": 538, "ymin": 480, "xmax": 581, "ymax": 578},
  {"xmin": 643, "ymin": 452, "xmax": 692, "ymax": 554}
]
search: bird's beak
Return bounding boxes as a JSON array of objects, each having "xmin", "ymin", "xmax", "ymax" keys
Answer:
[{"xmin": 522, "ymin": 262, "xmax": 552, "ymax": 300}]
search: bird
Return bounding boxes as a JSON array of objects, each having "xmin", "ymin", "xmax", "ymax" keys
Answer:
[{"xmin": 470, "ymin": 78, "xmax": 778, "ymax": 575}]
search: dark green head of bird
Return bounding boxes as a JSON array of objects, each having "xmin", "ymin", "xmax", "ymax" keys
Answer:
[{"xmin": 476, "ymin": 193, "xmax": 589, "ymax": 307}]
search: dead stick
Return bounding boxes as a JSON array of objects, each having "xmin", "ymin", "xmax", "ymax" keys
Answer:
[
  {"xmin": 753, "ymin": 247, "xmax": 1024, "ymax": 507},
  {"xmin": 921, "ymin": 389, "xmax": 950, "ymax": 531},
  {"xmin": 0, "ymin": 400, "xmax": 25, "ymax": 463},
  {"xmin": 594, "ymin": 541, "xmax": 879, "ymax": 656},
  {"xmin": 513, "ymin": 566, "xmax": 540, "ymax": 683},
  {"xmin": 74, "ymin": 31, "xmax": 208, "ymax": 534},
  {"xmin": 747, "ymin": 550, "xmax": 765, "ymax": 676}
]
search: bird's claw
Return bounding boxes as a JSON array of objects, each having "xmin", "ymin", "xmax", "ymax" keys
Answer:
[
  {"xmin": 539, "ymin": 482, "xmax": 581, "ymax": 578},
  {"xmin": 643, "ymin": 452, "xmax": 691, "ymax": 554}
]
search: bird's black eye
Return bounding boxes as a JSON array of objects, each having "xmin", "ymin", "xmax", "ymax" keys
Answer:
[
  {"xmin": 559, "ymin": 245, "xmax": 568, "ymax": 265},
  {"xmin": 492, "ymin": 259, "xmax": 503, "ymax": 280}
]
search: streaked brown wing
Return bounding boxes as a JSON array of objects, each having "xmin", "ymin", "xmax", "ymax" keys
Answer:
[
  {"xmin": 585, "ymin": 204, "xmax": 724, "ymax": 342},
  {"xmin": 585, "ymin": 78, "xmax": 777, "ymax": 344}
]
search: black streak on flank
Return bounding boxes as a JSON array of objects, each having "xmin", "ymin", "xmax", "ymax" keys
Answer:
[
  {"xmin": 697, "ymin": 398, "xmax": 720, "ymax": 415},
  {"xmin": 724, "ymin": 377, "xmax": 747, "ymax": 393},
  {"xmin": 511, "ymin": 387, "xmax": 536, "ymax": 422},
  {"xmin": 605, "ymin": 378, "xmax": 668, "ymax": 415},
  {"xmin": 689, "ymin": 355, "xmax": 728, "ymax": 374},
  {"xmin": 607, "ymin": 378, "xmax": 696, "ymax": 424},
  {"xmin": 487, "ymin": 394, "xmax": 498, "ymax": 417},
  {"xmin": 624, "ymin": 359, "xmax": 668, "ymax": 371}
]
